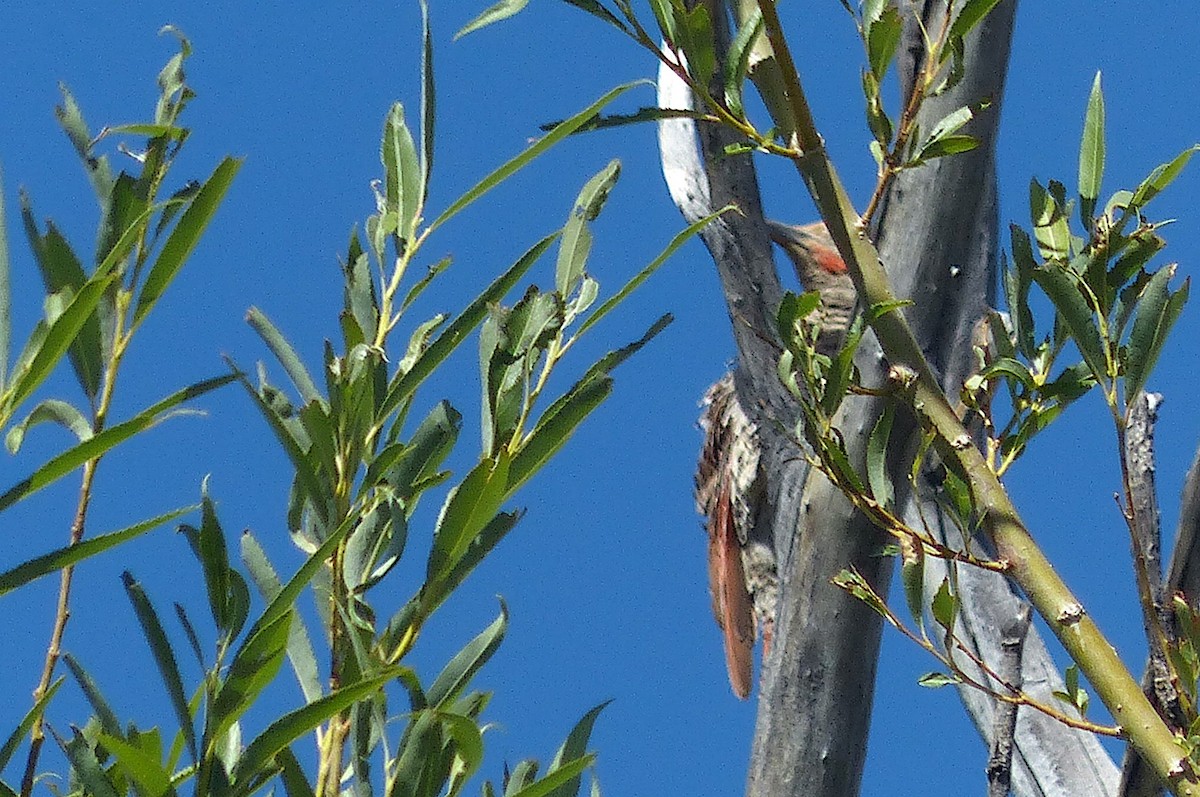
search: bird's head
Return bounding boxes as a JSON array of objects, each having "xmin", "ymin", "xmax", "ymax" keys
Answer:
[{"xmin": 765, "ymin": 220, "xmax": 848, "ymax": 284}]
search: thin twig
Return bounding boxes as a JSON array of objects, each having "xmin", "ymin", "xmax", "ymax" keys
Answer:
[{"xmin": 987, "ymin": 605, "xmax": 1031, "ymax": 797}]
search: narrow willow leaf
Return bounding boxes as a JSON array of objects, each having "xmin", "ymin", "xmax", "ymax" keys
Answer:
[
  {"xmin": 3, "ymin": 271, "xmax": 118, "ymax": 420},
  {"xmin": 1130, "ymin": 145, "xmax": 1200, "ymax": 208},
  {"xmin": 678, "ymin": 3, "xmax": 716, "ymax": 87},
  {"xmin": 243, "ymin": 510, "xmax": 359, "ymax": 644},
  {"xmin": 427, "ymin": 603, "xmax": 507, "ymax": 709},
  {"xmin": 0, "ymin": 505, "xmax": 193, "ymax": 596},
  {"xmin": 507, "ymin": 756, "xmax": 595, "ymax": 797},
  {"xmin": 231, "ymin": 671, "xmax": 402, "ymax": 797},
  {"xmin": 899, "ymin": 537, "xmax": 926, "ymax": 633},
  {"xmin": 559, "ymin": 0, "xmax": 627, "ymax": 33},
  {"xmin": 930, "ymin": 578, "xmax": 957, "ymax": 632},
  {"xmin": 54, "ymin": 84, "xmax": 115, "ymax": 202},
  {"xmin": 917, "ymin": 672, "xmax": 960, "ymax": 688},
  {"xmin": 723, "ymin": 7, "xmax": 763, "ymax": 117},
  {"xmin": 913, "ymin": 134, "xmax": 977, "ymax": 162},
  {"xmin": 420, "ymin": 511, "xmax": 522, "ymax": 618},
  {"xmin": 240, "ymin": 531, "xmax": 323, "ymax": 704},
  {"xmin": 61, "ymin": 728, "xmax": 122, "ymax": 797},
  {"xmin": 507, "ymin": 376, "xmax": 610, "ymax": 498},
  {"xmin": 576, "ymin": 204, "xmax": 730, "ymax": 337},
  {"xmin": 1006, "ymin": 225, "xmax": 1037, "ymax": 358},
  {"xmin": 544, "ymin": 702, "xmax": 609, "ymax": 797},
  {"xmin": 62, "ymin": 655, "xmax": 122, "ymax": 736},
  {"xmin": 1031, "ymin": 265, "xmax": 1108, "ymax": 384},
  {"xmin": 1126, "ymin": 266, "xmax": 1187, "ymax": 401},
  {"xmin": 0, "ymin": 677, "xmax": 62, "ymax": 770},
  {"xmin": 246, "ymin": 307, "xmax": 322, "ymax": 405},
  {"xmin": 945, "ymin": 0, "xmax": 1003, "ymax": 46},
  {"xmin": 122, "ymin": 571, "xmax": 198, "ymax": 763},
  {"xmin": 428, "ymin": 82, "xmax": 642, "ymax": 233},
  {"xmin": 537, "ymin": 107, "xmax": 707, "ymax": 135},
  {"xmin": 440, "ymin": 711, "xmax": 485, "ymax": 797},
  {"xmin": 1078, "ymin": 72, "xmax": 1105, "ymax": 226},
  {"xmin": 380, "ymin": 232, "xmax": 557, "ymax": 420},
  {"xmin": 382, "ymin": 103, "xmax": 422, "ymax": 242},
  {"xmin": 96, "ymin": 733, "xmax": 176, "ymax": 797},
  {"xmin": 556, "ymin": 161, "xmax": 621, "ymax": 298},
  {"xmin": 133, "ymin": 156, "xmax": 242, "ymax": 328},
  {"xmin": 420, "ymin": 0, "xmax": 435, "ymax": 211},
  {"xmin": 275, "ymin": 747, "xmax": 316, "ymax": 797},
  {"xmin": 369, "ymin": 400, "xmax": 461, "ymax": 499},
  {"xmin": 234, "ymin": 368, "xmax": 330, "ymax": 527},
  {"xmin": 210, "ymin": 610, "xmax": 292, "ymax": 743},
  {"xmin": 6, "ymin": 398, "xmax": 92, "ymax": 454},
  {"xmin": 388, "ymin": 710, "xmax": 442, "ymax": 797},
  {"xmin": 427, "ymin": 452, "xmax": 510, "ymax": 583},
  {"xmin": 866, "ymin": 402, "xmax": 894, "ymax": 506},
  {"xmin": 454, "ymin": 0, "xmax": 530, "ymax": 39},
  {"xmin": 866, "ymin": 4, "xmax": 901, "ymax": 79},
  {"xmin": 1030, "ymin": 179, "xmax": 1071, "ymax": 262},
  {"xmin": 0, "ymin": 374, "xmax": 235, "ymax": 512}
]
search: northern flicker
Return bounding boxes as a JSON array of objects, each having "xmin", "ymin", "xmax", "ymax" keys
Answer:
[{"xmin": 695, "ymin": 221, "xmax": 854, "ymax": 699}]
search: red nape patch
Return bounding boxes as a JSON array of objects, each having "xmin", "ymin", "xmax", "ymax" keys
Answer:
[{"xmin": 814, "ymin": 246, "xmax": 848, "ymax": 275}]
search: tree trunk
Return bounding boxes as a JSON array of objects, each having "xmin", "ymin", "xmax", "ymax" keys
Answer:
[{"xmin": 658, "ymin": 2, "xmax": 1119, "ymax": 795}]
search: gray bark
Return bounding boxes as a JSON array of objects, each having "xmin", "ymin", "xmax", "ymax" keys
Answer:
[{"xmin": 658, "ymin": 1, "xmax": 1119, "ymax": 795}]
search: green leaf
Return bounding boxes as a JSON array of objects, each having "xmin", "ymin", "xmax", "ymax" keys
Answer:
[
  {"xmin": 6, "ymin": 398, "xmax": 92, "ymax": 453},
  {"xmin": 544, "ymin": 702, "xmax": 609, "ymax": 797},
  {"xmin": 1125, "ymin": 266, "xmax": 1187, "ymax": 401},
  {"xmin": 387, "ymin": 710, "xmax": 443, "ymax": 797},
  {"xmin": 576, "ymin": 204, "xmax": 729, "ymax": 338},
  {"xmin": 19, "ymin": 206, "xmax": 104, "ymax": 400},
  {"xmin": 913, "ymin": 134, "xmax": 978, "ymax": 161},
  {"xmin": 723, "ymin": 7, "xmax": 763, "ymax": 117},
  {"xmin": 418, "ymin": 511, "xmax": 522, "ymax": 619},
  {"xmin": 506, "ymin": 756, "xmax": 596, "ymax": 797},
  {"xmin": 380, "ymin": 232, "xmax": 557, "ymax": 420},
  {"xmin": 1006, "ymin": 226, "xmax": 1037, "ymax": 358},
  {"xmin": 1130, "ymin": 145, "xmax": 1200, "ymax": 208},
  {"xmin": 866, "ymin": 4, "xmax": 901, "ymax": 79},
  {"xmin": 97, "ymin": 733, "xmax": 177, "ymax": 797},
  {"xmin": 930, "ymin": 578, "xmax": 957, "ymax": 632},
  {"xmin": 54, "ymin": 84, "xmax": 115, "ymax": 202},
  {"xmin": 427, "ymin": 602, "xmax": 507, "ymax": 709},
  {"xmin": 420, "ymin": 0, "xmax": 435, "ymax": 213},
  {"xmin": 427, "ymin": 82, "xmax": 642, "ymax": 233},
  {"xmin": 61, "ymin": 656, "xmax": 120, "ymax": 736},
  {"xmin": 61, "ymin": 727, "xmax": 122, "ymax": 797},
  {"xmin": 1030, "ymin": 179, "xmax": 1071, "ymax": 262},
  {"xmin": 556, "ymin": 161, "xmax": 620, "ymax": 298},
  {"xmin": 0, "ymin": 505, "xmax": 193, "ymax": 597},
  {"xmin": 122, "ymin": 571, "xmax": 198, "ymax": 764},
  {"xmin": 559, "ymin": 0, "xmax": 628, "ymax": 33},
  {"xmin": 2, "ymin": 269, "xmax": 118, "ymax": 423},
  {"xmin": 899, "ymin": 537, "xmax": 926, "ymax": 633},
  {"xmin": 1031, "ymin": 264, "xmax": 1109, "ymax": 385},
  {"xmin": 946, "ymin": 0, "xmax": 1003, "ymax": 45},
  {"xmin": 382, "ymin": 103, "xmax": 423, "ymax": 242},
  {"xmin": 240, "ymin": 531, "xmax": 323, "ymax": 705},
  {"xmin": 211, "ymin": 609, "xmax": 293, "ymax": 743},
  {"xmin": 866, "ymin": 402, "xmax": 895, "ymax": 506},
  {"xmin": 275, "ymin": 747, "xmax": 316, "ymax": 797},
  {"xmin": 1078, "ymin": 72, "xmax": 1105, "ymax": 226},
  {"xmin": 133, "ymin": 156, "xmax": 242, "ymax": 328},
  {"xmin": 917, "ymin": 672, "xmax": 960, "ymax": 688},
  {"xmin": 246, "ymin": 307, "xmax": 322, "ymax": 406},
  {"xmin": 455, "ymin": 0, "xmax": 530, "ymax": 39},
  {"xmin": 427, "ymin": 452, "xmax": 510, "ymax": 583},
  {"xmin": 0, "ymin": 677, "xmax": 63, "ymax": 771},
  {"xmin": 678, "ymin": 3, "xmax": 716, "ymax": 87},
  {"xmin": 0, "ymin": 374, "xmax": 235, "ymax": 512},
  {"xmin": 231, "ymin": 671, "xmax": 402, "ymax": 797}
]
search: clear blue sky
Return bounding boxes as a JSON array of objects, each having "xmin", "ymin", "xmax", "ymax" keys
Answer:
[{"xmin": 1, "ymin": 3, "xmax": 1198, "ymax": 796}]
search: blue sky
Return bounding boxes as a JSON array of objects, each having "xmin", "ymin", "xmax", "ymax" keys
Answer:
[{"xmin": 1, "ymin": 3, "xmax": 1198, "ymax": 796}]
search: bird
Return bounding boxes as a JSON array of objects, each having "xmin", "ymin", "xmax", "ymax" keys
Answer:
[{"xmin": 695, "ymin": 220, "xmax": 855, "ymax": 699}]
